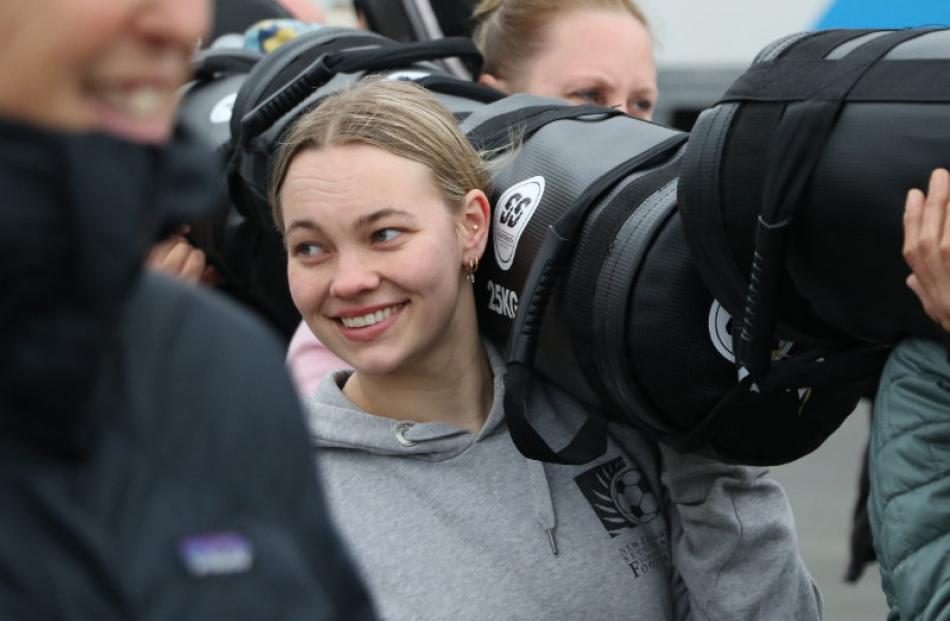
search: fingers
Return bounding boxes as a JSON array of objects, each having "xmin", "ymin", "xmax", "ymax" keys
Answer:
[
  {"xmin": 919, "ymin": 169, "xmax": 949, "ymax": 250},
  {"xmin": 200, "ymin": 264, "xmax": 221, "ymax": 288},
  {"xmin": 935, "ymin": 168, "xmax": 950, "ymax": 253},
  {"xmin": 146, "ymin": 234, "xmax": 207, "ymax": 285},
  {"xmin": 903, "ymin": 187, "xmax": 925, "ymax": 271},
  {"xmin": 904, "ymin": 169, "xmax": 950, "ymax": 331}
]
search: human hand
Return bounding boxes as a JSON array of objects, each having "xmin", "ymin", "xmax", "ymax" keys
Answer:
[
  {"xmin": 147, "ymin": 226, "xmax": 219, "ymax": 287},
  {"xmin": 903, "ymin": 168, "xmax": 950, "ymax": 331}
]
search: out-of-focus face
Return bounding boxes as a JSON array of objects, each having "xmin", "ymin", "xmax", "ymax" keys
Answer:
[
  {"xmin": 282, "ymin": 142, "xmax": 486, "ymax": 377},
  {"xmin": 0, "ymin": 0, "xmax": 211, "ymax": 143},
  {"xmin": 489, "ymin": 8, "xmax": 658, "ymax": 120},
  {"xmin": 277, "ymin": 0, "xmax": 324, "ymax": 23}
]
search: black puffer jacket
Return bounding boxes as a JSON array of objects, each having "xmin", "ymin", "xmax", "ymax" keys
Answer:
[{"xmin": 0, "ymin": 120, "xmax": 375, "ymax": 621}]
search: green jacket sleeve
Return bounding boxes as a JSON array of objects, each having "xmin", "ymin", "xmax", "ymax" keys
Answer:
[{"xmin": 869, "ymin": 338, "xmax": 950, "ymax": 621}]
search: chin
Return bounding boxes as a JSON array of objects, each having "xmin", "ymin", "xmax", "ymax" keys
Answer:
[
  {"xmin": 348, "ymin": 355, "xmax": 405, "ymax": 377},
  {"xmin": 343, "ymin": 344, "xmax": 414, "ymax": 377}
]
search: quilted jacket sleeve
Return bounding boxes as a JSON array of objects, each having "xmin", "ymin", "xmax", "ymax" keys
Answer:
[{"xmin": 869, "ymin": 338, "xmax": 950, "ymax": 621}]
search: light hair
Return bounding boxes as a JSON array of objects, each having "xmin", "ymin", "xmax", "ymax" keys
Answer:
[
  {"xmin": 472, "ymin": 0, "xmax": 650, "ymax": 85},
  {"xmin": 270, "ymin": 78, "xmax": 491, "ymax": 233}
]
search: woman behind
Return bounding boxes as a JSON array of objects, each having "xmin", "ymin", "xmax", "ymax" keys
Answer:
[
  {"xmin": 474, "ymin": 0, "xmax": 658, "ymax": 119},
  {"xmin": 275, "ymin": 77, "xmax": 821, "ymax": 621}
]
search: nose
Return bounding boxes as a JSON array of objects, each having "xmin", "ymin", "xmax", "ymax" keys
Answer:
[
  {"xmin": 135, "ymin": 0, "xmax": 211, "ymax": 53},
  {"xmin": 329, "ymin": 252, "xmax": 381, "ymax": 300}
]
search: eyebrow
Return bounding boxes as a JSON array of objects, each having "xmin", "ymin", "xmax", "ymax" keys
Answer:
[
  {"xmin": 354, "ymin": 208, "xmax": 417, "ymax": 230},
  {"xmin": 284, "ymin": 208, "xmax": 417, "ymax": 237},
  {"xmin": 284, "ymin": 219, "xmax": 324, "ymax": 237}
]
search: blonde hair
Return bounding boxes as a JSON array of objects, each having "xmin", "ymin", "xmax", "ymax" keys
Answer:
[
  {"xmin": 472, "ymin": 0, "xmax": 649, "ymax": 84},
  {"xmin": 270, "ymin": 78, "xmax": 491, "ymax": 233}
]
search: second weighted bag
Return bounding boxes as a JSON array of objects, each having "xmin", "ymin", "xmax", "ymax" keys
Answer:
[
  {"xmin": 680, "ymin": 28, "xmax": 950, "ymax": 380},
  {"xmin": 462, "ymin": 95, "xmax": 874, "ymax": 466}
]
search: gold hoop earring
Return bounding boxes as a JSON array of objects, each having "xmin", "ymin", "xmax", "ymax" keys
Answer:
[{"xmin": 466, "ymin": 256, "xmax": 479, "ymax": 284}]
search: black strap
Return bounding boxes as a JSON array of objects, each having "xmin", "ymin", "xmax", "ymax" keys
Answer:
[
  {"xmin": 777, "ymin": 29, "xmax": 879, "ymax": 61},
  {"xmin": 734, "ymin": 29, "xmax": 936, "ymax": 379},
  {"xmin": 415, "ymin": 75, "xmax": 505, "ymax": 103},
  {"xmin": 723, "ymin": 59, "xmax": 950, "ymax": 103},
  {"xmin": 673, "ymin": 343, "xmax": 890, "ymax": 454},
  {"xmin": 504, "ymin": 364, "xmax": 609, "ymax": 464},
  {"xmin": 240, "ymin": 37, "xmax": 481, "ymax": 140},
  {"xmin": 193, "ymin": 48, "xmax": 263, "ymax": 80},
  {"xmin": 466, "ymin": 104, "xmax": 624, "ymax": 154},
  {"xmin": 722, "ymin": 28, "xmax": 941, "ymax": 103},
  {"xmin": 504, "ymin": 132, "xmax": 688, "ymax": 464}
]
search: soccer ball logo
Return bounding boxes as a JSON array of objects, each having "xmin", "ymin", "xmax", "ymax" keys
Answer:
[{"xmin": 610, "ymin": 467, "xmax": 659, "ymax": 526}]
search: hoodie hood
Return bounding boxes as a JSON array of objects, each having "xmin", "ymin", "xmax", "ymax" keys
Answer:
[
  {"xmin": 306, "ymin": 342, "xmax": 509, "ymax": 461},
  {"xmin": 305, "ymin": 341, "xmax": 560, "ymax": 554}
]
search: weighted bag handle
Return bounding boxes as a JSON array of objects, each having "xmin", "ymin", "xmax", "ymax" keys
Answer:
[
  {"xmin": 673, "ymin": 342, "xmax": 891, "ymax": 457},
  {"xmin": 466, "ymin": 104, "xmax": 624, "ymax": 153},
  {"xmin": 239, "ymin": 37, "xmax": 482, "ymax": 141},
  {"xmin": 192, "ymin": 48, "xmax": 263, "ymax": 80},
  {"xmin": 502, "ymin": 133, "xmax": 689, "ymax": 464},
  {"xmin": 732, "ymin": 29, "xmax": 938, "ymax": 381}
]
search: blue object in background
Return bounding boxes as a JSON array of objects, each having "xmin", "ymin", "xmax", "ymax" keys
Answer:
[{"xmin": 816, "ymin": 0, "xmax": 950, "ymax": 29}]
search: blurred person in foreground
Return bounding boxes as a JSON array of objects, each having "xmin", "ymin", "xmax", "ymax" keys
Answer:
[
  {"xmin": 148, "ymin": 0, "xmax": 327, "ymax": 289},
  {"xmin": 0, "ymin": 1, "xmax": 373, "ymax": 619},
  {"xmin": 867, "ymin": 168, "xmax": 950, "ymax": 621}
]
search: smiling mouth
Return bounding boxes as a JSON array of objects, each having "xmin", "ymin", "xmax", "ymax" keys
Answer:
[
  {"xmin": 84, "ymin": 81, "xmax": 182, "ymax": 143},
  {"xmin": 99, "ymin": 86, "xmax": 171, "ymax": 119},
  {"xmin": 337, "ymin": 303, "xmax": 406, "ymax": 329}
]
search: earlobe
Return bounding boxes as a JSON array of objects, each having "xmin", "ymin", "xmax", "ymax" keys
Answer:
[{"xmin": 478, "ymin": 73, "xmax": 508, "ymax": 94}]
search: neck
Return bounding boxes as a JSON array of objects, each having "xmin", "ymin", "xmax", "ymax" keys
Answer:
[{"xmin": 343, "ymin": 335, "xmax": 494, "ymax": 433}]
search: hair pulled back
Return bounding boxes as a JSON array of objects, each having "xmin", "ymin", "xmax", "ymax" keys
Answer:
[
  {"xmin": 270, "ymin": 78, "xmax": 491, "ymax": 233},
  {"xmin": 472, "ymin": 0, "xmax": 649, "ymax": 84}
]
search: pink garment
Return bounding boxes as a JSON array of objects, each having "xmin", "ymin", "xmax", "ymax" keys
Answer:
[{"xmin": 286, "ymin": 321, "xmax": 350, "ymax": 396}]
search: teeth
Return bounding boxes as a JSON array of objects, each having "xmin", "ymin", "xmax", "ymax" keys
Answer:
[
  {"xmin": 340, "ymin": 305, "xmax": 400, "ymax": 329},
  {"xmin": 102, "ymin": 87, "xmax": 167, "ymax": 119}
]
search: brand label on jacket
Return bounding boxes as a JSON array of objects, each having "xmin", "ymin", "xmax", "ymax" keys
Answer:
[
  {"xmin": 179, "ymin": 532, "xmax": 254, "ymax": 577},
  {"xmin": 493, "ymin": 176, "xmax": 545, "ymax": 271}
]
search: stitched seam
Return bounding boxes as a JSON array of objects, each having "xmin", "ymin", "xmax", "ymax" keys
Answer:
[
  {"xmin": 888, "ymin": 516, "xmax": 950, "ymax": 570},
  {"xmin": 909, "ymin": 572, "xmax": 950, "ymax": 621}
]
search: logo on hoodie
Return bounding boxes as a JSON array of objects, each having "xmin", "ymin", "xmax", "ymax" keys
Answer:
[
  {"xmin": 576, "ymin": 457, "xmax": 670, "ymax": 580},
  {"xmin": 575, "ymin": 457, "xmax": 659, "ymax": 537}
]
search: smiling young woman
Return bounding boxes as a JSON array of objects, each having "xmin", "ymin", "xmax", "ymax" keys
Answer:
[
  {"xmin": 272, "ymin": 79, "xmax": 493, "ymax": 430},
  {"xmin": 271, "ymin": 78, "xmax": 823, "ymax": 621}
]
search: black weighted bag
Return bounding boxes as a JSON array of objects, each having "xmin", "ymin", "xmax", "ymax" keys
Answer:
[
  {"xmin": 461, "ymin": 96, "xmax": 876, "ymax": 466},
  {"xmin": 680, "ymin": 28, "xmax": 950, "ymax": 382},
  {"xmin": 229, "ymin": 27, "xmax": 494, "ymax": 232}
]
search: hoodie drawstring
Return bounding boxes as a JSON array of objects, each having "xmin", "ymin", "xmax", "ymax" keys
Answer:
[{"xmin": 526, "ymin": 458, "xmax": 559, "ymax": 556}]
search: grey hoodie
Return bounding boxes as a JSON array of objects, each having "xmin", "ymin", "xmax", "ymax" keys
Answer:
[{"xmin": 306, "ymin": 344, "xmax": 822, "ymax": 621}]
